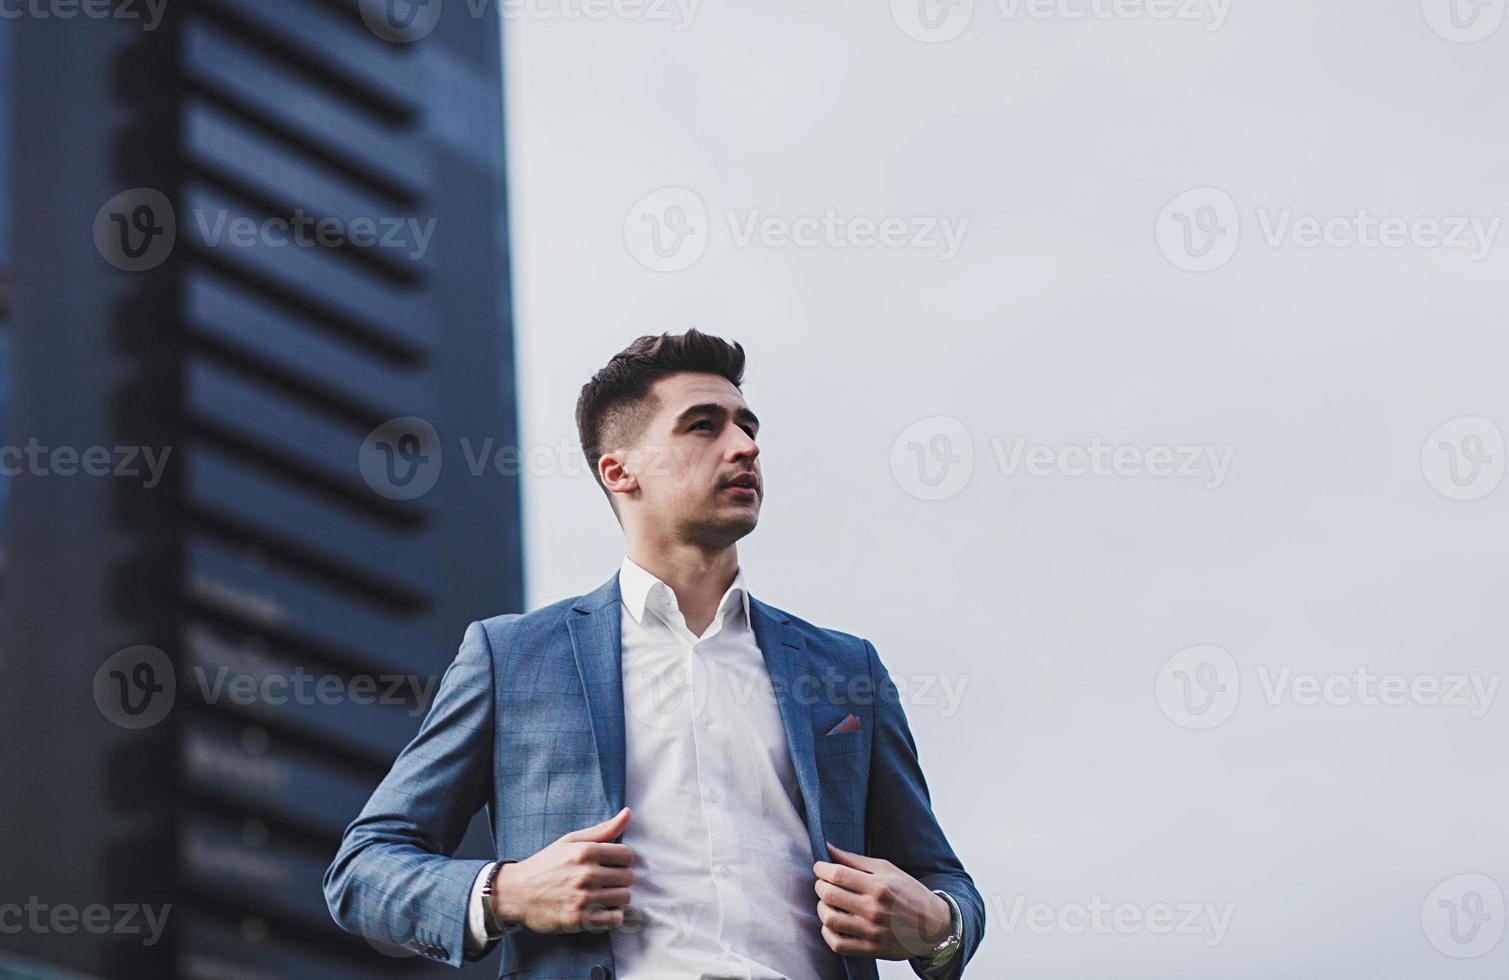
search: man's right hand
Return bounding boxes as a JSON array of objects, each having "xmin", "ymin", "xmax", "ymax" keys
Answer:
[{"xmin": 489, "ymin": 806, "xmax": 636, "ymax": 934}]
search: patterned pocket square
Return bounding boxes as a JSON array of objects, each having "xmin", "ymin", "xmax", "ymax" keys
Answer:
[{"xmin": 824, "ymin": 713, "xmax": 861, "ymax": 736}]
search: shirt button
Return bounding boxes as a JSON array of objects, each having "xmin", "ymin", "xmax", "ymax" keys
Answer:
[
  {"xmin": 707, "ymin": 789, "xmax": 719, "ymax": 803},
  {"xmin": 720, "ymin": 865, "xmax": 732, "ymax": 877},
  {"xmin": 700, "ymin": 715, "xmax": 713, "ymax": 728}
]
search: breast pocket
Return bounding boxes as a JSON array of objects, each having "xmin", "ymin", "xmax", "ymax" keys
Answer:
[
  {"xmin": 814, "ymin": 731, "xmax": 868, "ymax": 849},
  {"xmin": 813, "ymin": 729, "xmax": 865, "ymax": 756}
]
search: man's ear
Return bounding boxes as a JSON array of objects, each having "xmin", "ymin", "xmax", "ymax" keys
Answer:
[{"xmin": 598, "ymin": 451, "xmax": 638, "ymax": 497}]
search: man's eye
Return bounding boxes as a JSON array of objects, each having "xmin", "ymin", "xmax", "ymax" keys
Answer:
[{"xmin": 690, "ymin": 420, "xmax": 713, "ymax": 431}]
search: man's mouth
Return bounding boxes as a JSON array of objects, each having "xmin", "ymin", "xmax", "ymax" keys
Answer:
[{"xmin": 722, "ymin": 474, "xmax": 760, "ymax": 496}]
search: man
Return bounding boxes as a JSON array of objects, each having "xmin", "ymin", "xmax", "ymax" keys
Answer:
[{"xmin": 324, "ymin": 330, "xmax": 984, "ymax": 979}]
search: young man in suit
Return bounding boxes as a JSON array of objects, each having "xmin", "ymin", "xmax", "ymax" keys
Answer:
[{"xmin": 325, "ymin": 329, "xmax": 983, "ymax": 979}]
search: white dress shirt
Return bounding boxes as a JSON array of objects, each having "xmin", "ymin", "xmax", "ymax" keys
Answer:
[{"xmin": 464, "ymin": 558, "xmax": 962, "ymax": 978}]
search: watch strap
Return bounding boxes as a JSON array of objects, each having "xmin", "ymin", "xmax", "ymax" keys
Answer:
[{"xmin": 480, "ymin": 859, "xmax": 518, "ymax": 936}]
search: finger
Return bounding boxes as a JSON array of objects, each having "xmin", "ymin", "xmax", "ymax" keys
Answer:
[
  {"xmin": 584, "ymin": 866, "xmax": 636, "ymax": 888},
  {"xmin": 563, "ymin": 806, "xmax": 631, "ymax": 843},
  {"xmin": 820, "ymin": 923, "xmax": 874, "ymax": 957},
  {"xmin": 816, "ymin": 899, "xmax": 881, "ymax": 942},
  {"xmin": 580, "ymin": 906, "xmax": 626, "ymax": 932},
  {"xmin": 812, "ymin": 861, "xmax": 870, "ymax": 893},
  {"xmin": 582, "ymin": 887, "xmax": 632, "ymax": 909},
  {"xmin": 826, "ymin": 841, "xmax": 884, "ymax": 872},
  {"xmin": 582, "ymin": 842, "xmax": 636, "ymax": 866},
  {"xmin": 813, "ymin": 878, "xmax": 863, "ymax": 915}
]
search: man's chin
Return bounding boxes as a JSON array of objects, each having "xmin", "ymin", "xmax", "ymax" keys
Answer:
[{"xmin": 686, "ymin": 509, "xmax": 759, "ymax": 548}]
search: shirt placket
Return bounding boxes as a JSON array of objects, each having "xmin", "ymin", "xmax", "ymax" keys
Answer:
[{"xmin": 663, "ymin": 593, "xmax": 755, "ymax": 980}]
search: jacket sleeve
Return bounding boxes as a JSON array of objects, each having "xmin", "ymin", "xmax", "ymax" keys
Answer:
[
  {"xmin": 862, "ymin": 638, "xmax": 985, "ymax": 980},
  {"xmin": 322, "ymin": 620, "xmax": 497, "ymax": 968}
]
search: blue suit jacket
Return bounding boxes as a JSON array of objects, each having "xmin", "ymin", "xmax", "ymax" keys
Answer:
[{"xmin": 324, "ymin": 572, "xmax": 984, "ymax": 979}]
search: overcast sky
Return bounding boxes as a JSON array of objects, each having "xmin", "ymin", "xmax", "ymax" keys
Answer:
[{"xmin": 503, "ymin": 2, "xmax": 1509, "ymax": 975}]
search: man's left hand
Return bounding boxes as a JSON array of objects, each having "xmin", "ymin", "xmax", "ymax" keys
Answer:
[{"xmin": 812, "ymin": 842, "xmax": 951, "ymax": 960}]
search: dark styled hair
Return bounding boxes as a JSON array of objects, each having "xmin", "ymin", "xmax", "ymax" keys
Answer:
[{"xmin": 576, "ymin": 329, "xmax": 747, "ymax": 502}]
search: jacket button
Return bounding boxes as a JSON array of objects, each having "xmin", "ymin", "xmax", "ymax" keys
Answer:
[{"xmin": 591, "ymin": 966, "xmax": 610, "ymax": 980}]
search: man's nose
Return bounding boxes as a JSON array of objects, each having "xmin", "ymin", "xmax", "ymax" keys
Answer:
[{"xmin": 728, "ymin": 431, "xmax": 759, "ymax": 460}]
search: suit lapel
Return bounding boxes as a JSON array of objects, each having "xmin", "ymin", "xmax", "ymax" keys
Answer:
[
  {"xmin": 749, "ymin": 596, "xmax": 827, "ymax": 866},
  {"xmin": 567, "ymin": 573, "xmax": 626, "ymax": 818}
]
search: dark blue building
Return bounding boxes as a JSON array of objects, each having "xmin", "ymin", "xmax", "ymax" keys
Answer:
[{"xmin": 0, "ymin": 3, "xmax": 522, "ymax": 977}]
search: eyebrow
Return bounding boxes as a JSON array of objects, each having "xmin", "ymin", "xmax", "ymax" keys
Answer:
[{"xmin": 675, "ymin": 402, "xmax": 760, "ymax": 432}]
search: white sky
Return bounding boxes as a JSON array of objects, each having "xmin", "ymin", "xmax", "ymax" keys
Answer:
[{"xmin": 503, "ymin": 2, "xmax": 1509, "ymax": 975}]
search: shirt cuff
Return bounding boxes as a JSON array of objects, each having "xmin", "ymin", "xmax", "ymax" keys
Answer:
[
  {"xmin": 910, "ymin": 888, "xmax": 963, "ymax": 977},
  {"xmin": 463, "ymin": 861, "xmax": 499, "ymax": 954}
]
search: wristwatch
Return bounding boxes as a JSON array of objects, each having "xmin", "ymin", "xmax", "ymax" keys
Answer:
[
  {"xmin": 913, "ymin": 889, "xmax": 963, "ymax": 973},
  {"xmin": 480, "ymin": 859, "xmax": 519, "ymax": 935}
]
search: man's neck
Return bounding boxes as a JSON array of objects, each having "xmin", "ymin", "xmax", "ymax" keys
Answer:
[{"xmin": 626, "ymin": 543, "xmax": 740, "ymax": 638}]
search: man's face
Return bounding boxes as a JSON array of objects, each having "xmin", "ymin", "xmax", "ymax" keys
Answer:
[{"xmin": 619, "ymin": 372, "xmax": 762, "ymax": 548}]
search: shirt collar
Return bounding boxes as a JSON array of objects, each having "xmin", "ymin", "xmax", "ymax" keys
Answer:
[{"xmin": 618, "ymin": 555, "xmax": 751, "ymax": 630}]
